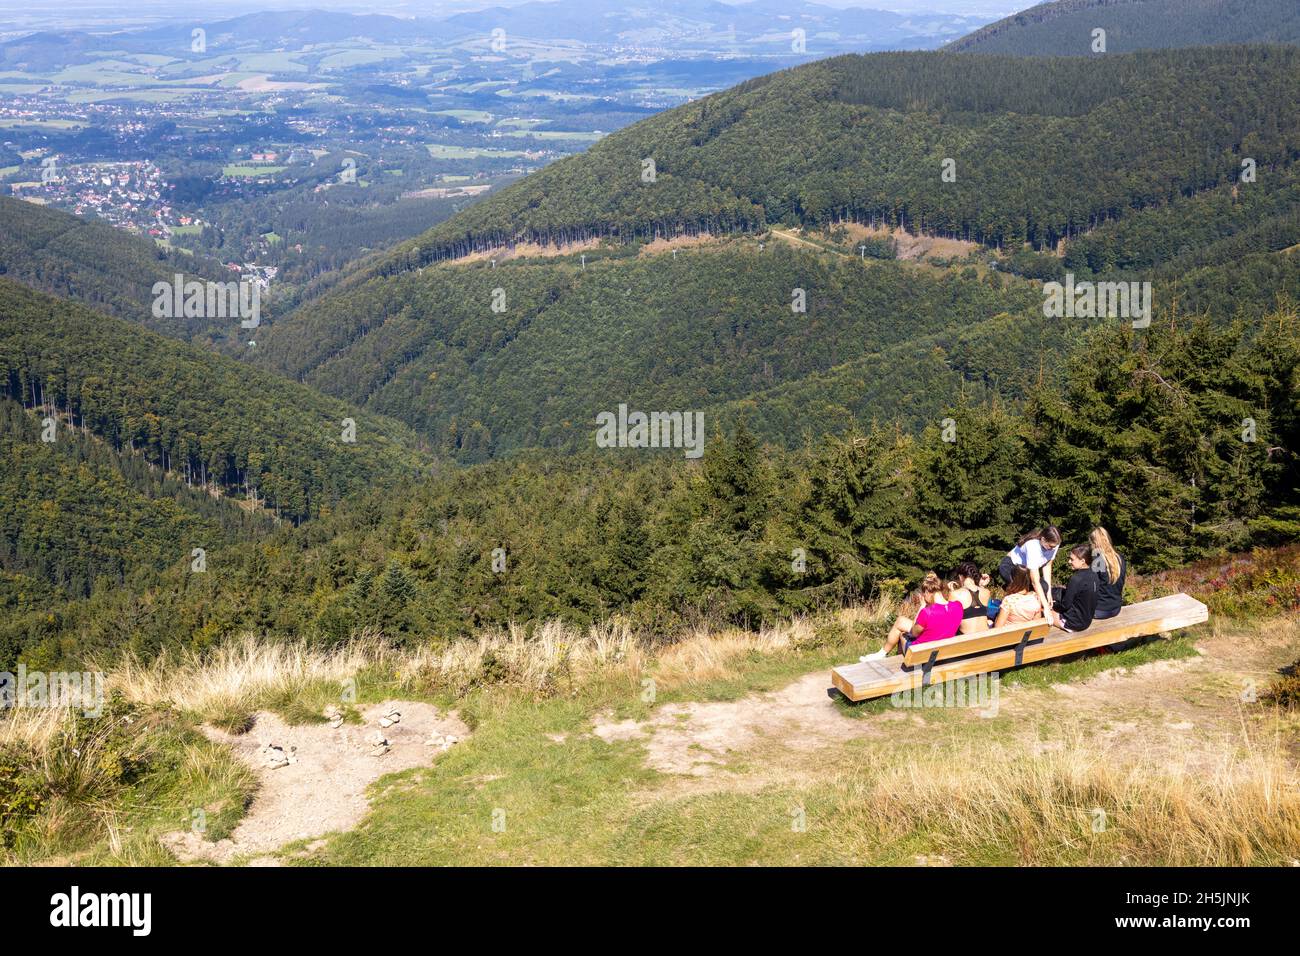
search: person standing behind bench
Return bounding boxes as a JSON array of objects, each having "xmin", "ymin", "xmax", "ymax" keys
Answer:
[
  {"xmin": 999, "ymin": 526, "xmax": 1061, "ymax": 621},
  {"xmin": 1089, "ymin": 526, "xmax": 1127, "ymax": 621},
  {"xmin": 1052, "ymin": 544, "xmax": 1099, "ymax": 632}
]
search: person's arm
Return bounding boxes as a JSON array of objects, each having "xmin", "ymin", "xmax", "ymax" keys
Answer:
[
  {"xmin": 1033, "ymin": 545, "xmax": 1054, "ymax": 615},
  {"xmin": 994, "ymin": 603, "xmax": 1010, "ymax": 628},
  {"xmin": 1057, "ymin": 575, "xmax": 1081, "ymax": 615},
  {"xmin": 908, "ymin": 607, "xmax": 927, "ymax": 637},
  {"xmin": 1032, "ymin": 566, "xmax": 1051, "ymax": 616}
]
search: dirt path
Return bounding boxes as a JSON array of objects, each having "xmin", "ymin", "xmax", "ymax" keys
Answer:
[
  {"xmin": 595, "ymin": 671, "xmax": 893, "ymax": 775},
  {"xmin": 770, "ymin": 227, "xmax": 851, "ymax": 258},
  {"xmin": 163, "ymin": 700, "xmax": 469, "ymax": 864},
  {"xmin": 593, "ymin": 620, "xmax": 1298, "ymax": 780}
]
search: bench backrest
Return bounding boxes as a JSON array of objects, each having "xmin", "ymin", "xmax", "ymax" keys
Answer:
[{"xmin": 902, "ymin": 619, "xmax": 1051, "ymax": 668}]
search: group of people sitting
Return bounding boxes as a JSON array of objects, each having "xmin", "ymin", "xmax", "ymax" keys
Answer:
[{"xmin": 860, "ymin": 526, "xmax": 1128, "ymax": 662}]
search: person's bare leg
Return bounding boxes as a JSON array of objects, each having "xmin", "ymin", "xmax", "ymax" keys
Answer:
[
  {"xmin": 883, "ymin": 617, "xmax": 911, "ymax": 652},
  {"xmin": 863, "ymin": 616, "xmax": 912, "ymax": 661}
]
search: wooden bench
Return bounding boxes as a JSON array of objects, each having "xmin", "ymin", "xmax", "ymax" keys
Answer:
[{"xmin": 829, "ymin": 593, "xmax": 1209, "ymax": 703}]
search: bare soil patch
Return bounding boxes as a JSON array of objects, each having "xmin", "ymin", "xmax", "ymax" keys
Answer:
[
  {"xmin": 455, "ymin": 236, "xmax": 604, "ymax": 264},
  {"xmin": 163, "ymin": 700, "xmax": 468, "ymax": 864},
  {"xmin": 637, "ymin": 233, "xmax": 718, "ymax": 256},
  {"xmin": 834, "ymin": 221, "xmax": 979, "ymax": 261}
]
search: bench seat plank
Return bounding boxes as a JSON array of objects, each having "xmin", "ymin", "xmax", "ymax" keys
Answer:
[
  {"xmin": 831, "ymin": 593, "xmax": 1208, "ymax": 702},
  {"xmin": 901, "ymin": 619, "xmax": 1051, "ymax": 667}
]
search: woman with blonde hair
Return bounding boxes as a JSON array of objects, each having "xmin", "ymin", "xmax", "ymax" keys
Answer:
[
  {"xmin": 1089, "ymin": 526, "xmax": 1127, "ymax": 620},
  {"xmin": 861, "ymin": 571, "xmax": 963, "ymax": 661}
]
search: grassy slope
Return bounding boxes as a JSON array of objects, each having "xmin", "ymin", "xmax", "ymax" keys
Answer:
[
  {"xmin": 5, "ymin": 548, "xmax": 1298, "ymax": 866},
  {"xmin": 306, "ymin": 621, "xmax": 1287, "ymax": 867}
]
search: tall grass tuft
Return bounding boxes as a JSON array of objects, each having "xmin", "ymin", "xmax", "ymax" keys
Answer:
[{"xmin": 834, "ymin": 727, "xmax": 1300, "ymax": 865}]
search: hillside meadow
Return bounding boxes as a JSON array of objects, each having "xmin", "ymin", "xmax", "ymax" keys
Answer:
[{"xmin": 2, "ymin": 547, "xmax": 1297, "ymax": 866}]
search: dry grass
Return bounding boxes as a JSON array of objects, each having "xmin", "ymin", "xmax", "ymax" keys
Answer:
[
  {"xmin": 1, "ymin": 704, "xmax": 256, "ymax": 863},
  {"xmin": 108, "ymin": 636, "xmax": 387, "ymax": 717},
  {"xmin": 4, "ymin": 596, "xmax": 898, "ymax": 749},
  {"xmin": 653, "ymin": 624, "xmax": 811, "ymax": 688},
  {"xmin": 1, "ymin": 701, "xmax": 158, "ymax": 858},
  {"xmin": 86, "ymin": 602, "xmax": 894, "ymax": 721},
  {"xmin": 649, "ymin": 606, "xmax": 887, "ymax": 689},
  {"xmin": 834, "ymin": 723, "xmax": 1300, "ymax": 865},
  {"xmin": 38, "ymin": 619, "xmax": 650, "ymax": 729},
  {"xmin": 394, "ymin": 618, "xmax": 644, "ymax": 697},
  {"xmin": 0, "ymin": 703, "xmax": 67, "ymax": 752}
]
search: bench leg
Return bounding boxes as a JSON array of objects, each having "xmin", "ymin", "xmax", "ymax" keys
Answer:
[{"xmin": 921, "ymin": 650, "xmax": 938, "ymax": 689}]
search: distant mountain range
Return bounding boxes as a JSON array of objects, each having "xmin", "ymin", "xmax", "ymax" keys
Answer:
[
  {"xmin": 0, "ymin": 3, "xmax": 990, "ymax": 71},
  {"xmin": 437, "ymin": 0, "xmax": 989, "ymax": 48},
  {"xmin": 947, "ymin": 0, "xmax": 1300, "ymax": 55},
  {"xmin": 14, "ymin": 0, "xmax": 1300, "ymax": 73}
]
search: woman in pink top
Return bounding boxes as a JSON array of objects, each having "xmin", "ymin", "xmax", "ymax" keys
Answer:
[{"xmin": 861, "ymin": 572, "xmax": 963, "ymax": 661}]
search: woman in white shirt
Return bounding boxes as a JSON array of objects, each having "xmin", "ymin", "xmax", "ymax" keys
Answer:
[{"xmin": 998, "ymin": 526, "xmax": 1060, "ymax": 620}]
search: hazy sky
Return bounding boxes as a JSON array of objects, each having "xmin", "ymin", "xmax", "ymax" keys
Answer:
[
  {"xmin": 0, "ymin": 0, "xmax": 1028, "ymax": 16},
  {"xmin": 0, "ymin": 0, "xmax": 1027, "ymax": 36}
]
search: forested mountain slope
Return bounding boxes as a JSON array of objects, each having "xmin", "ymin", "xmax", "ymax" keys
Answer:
[
  {"xmin": 0, "ymin": 400, "xmax": 273, "ymax": 605},
  {"xmin": 8, "ymin": 308, "xmax": 1296, "ymax": 671},
  {"xmin": 349, "ymin": 47, "xmax": 1300, "ymax": 268},
  {"xmin": 947, "ymin": 0, "xmax": 1300, "ymax": 56},
  {"xmin": 0, "ymin": 279, "xmax": 429, "ymax": 523},
  {"xmin": 258, "ymin": 46, "xmax": 1300, "ymax": 460},
  {"xmin": 260, "ymin": 242, "xmax": 1059, "ymax": 460},
  {"xmin": 0, "ymin": 197, "xmax": 236, "ymax": 342}
]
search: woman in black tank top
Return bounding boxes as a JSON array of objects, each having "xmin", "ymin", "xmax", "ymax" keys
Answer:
[
  {"xmin": 953, "ymin": 562, "xmax": 992, "ymax": 633},
  {"xmin": 962, "ymin": 586, "xmax": 987, "ymax": 619}
]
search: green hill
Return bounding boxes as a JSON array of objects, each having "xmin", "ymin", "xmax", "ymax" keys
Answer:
[
  {"xmin": 948, "ymin": 0, "xmax": 1300, "ymax": 56},
  {"xmin": 0, "ymin": 279, "xmax": 430, "ymax": 524},
  {"xmin": 353, "ymin": 47, "xmax": 1300, "ymax": 264},
  {"xmin": 258, "ymin": 46, "xmax": 1300, "ymax": 459},
  {"xmin": 259, "ymin": 242, "xmax": 1059, "ymax": 460},
  {"xmin": 0, "ymin": 197, "xmax": 249, "ymax": 342}
]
